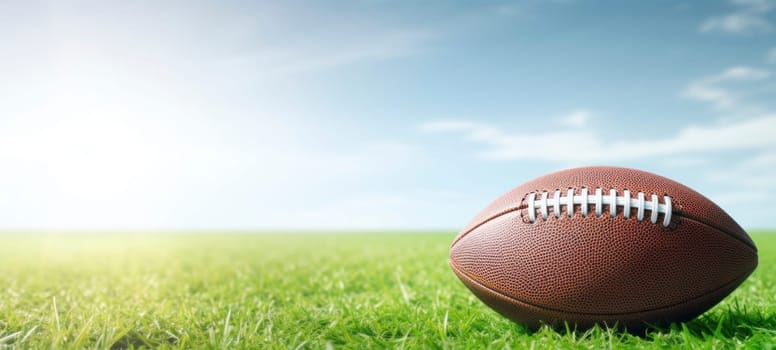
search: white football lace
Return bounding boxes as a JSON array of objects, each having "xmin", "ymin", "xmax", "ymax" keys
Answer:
[{"xmin": 526, "ymin": 188, "xmax": 672, "ymax": 227}]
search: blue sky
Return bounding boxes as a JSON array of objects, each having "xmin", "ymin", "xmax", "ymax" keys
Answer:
[{"xmin": 1, "ymin": 0, "xmax": 776, "ymax": 230}]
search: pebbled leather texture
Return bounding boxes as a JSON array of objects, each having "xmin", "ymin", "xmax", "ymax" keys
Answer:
[{"xmin": 449, "ymin": 166, "xmax": 758, "ymax": 330}]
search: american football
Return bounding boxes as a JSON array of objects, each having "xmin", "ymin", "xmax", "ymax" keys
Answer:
[
  {"xmin": 450, "ymin": 166, "xmax": 758, "ymax": 330},
  {"xmin": 4, "ymin": 1, "xmax": 776, "ymax": 347}
]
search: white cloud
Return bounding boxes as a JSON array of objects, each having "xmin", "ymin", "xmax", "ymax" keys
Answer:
[
  {"xmin": 420, "ymin": 115, "xmax": 776, "ymax": 162},
  {"xmin": 703, "ymin": 152, "xmax": 776, "ymax": 227},
  {"xmin": 682, "ymin": 83, "xmax": 735, "ymax": 109},
  {"xmin": 241, "ymin": 29, "xmax": 433, "ymax": 76},
  {"xmin": 558, "ymin": 109, "xmax": 592, "ymax": 128},
  {"xmin": 700, "ymin": 12, "xmax": 771, "ymax": 33},
  {"xmin": 700, "ymin": 0, "xmax": 774, "ymax": 34},
  {"xmin": 714, "ymin": 66, "xmax": 771, "ymax": 81},
  {"xmin": 706, "ymin": 152, "xmax": 776, "ymax": 190},
  {"xmin": 681, "ymin": 66, "xmax": 771, "ymax": 111}
]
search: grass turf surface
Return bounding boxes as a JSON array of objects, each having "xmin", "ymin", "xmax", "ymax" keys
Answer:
[{"xmin": 0, "ymin": 232, "xmax": 773, "ymax": 349}]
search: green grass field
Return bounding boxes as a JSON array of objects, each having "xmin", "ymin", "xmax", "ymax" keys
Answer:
[{"xmin": 0, "ymin": 232, "xmax": 773, "ymax": 349}]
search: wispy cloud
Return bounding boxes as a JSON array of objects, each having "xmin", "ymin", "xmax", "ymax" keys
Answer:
[
  {"xmin": 700, "ymin": 0, "xmax": 773, "ymax": 34},
  {"xmin": 713, "ymin": 66, "xmax": 771, "ymax": 81},
  {"xmin": 703, "ymin": 151, "xmax": 776, "ymax": 224},
  {"xmin": 557, "ymin": 109, "xmax": 592, "ymax": 128},
  {"xmin": 682, "ymin": 84, "xmax": 735, "ymax": 109},
  {"xmin": 421, "ymin": 54, "xmax": 776, "ymax": 228},
  {"xmin": 245, "ymin": 29, "xmax": 433, "ymax": 75},
  {"xmin": 681, "ymin": 65, "xmax": 771, "ymax": 111},
  {"xmin": 706, "ymin": 152, "xmax": 776, "ymax": 190},
  {"xmin": 420, "ymin": 114, "xmax": 776, "ymax": 162}
]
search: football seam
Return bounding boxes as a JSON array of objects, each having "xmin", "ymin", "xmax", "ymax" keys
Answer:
[
  {"xmin": 451, "ymin": 205, "xmax": 526, "ymax": 247},
  {"xmin": 449, "ymin": 257, "xmax": 754, "ymax": 318},
  {"xmin": 452, "ymin": 205, "xmax": 756, "ymax": 255},
  {"xmin": 679, "ymin": 212, "xmax": 757, "ymax": 252}
]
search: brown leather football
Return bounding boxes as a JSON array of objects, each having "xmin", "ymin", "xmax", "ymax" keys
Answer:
[{"xmin": 450, "ymin": 166, "xmax": 758, "ymax": 330}]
